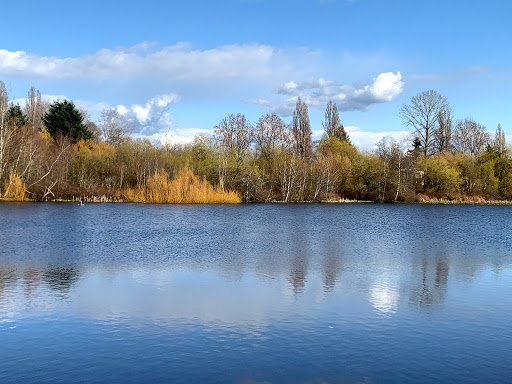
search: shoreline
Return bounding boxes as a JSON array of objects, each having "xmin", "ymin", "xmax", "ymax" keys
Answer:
[{"xmin": 2, "ymin": 197, "xmax": 512, "ymax": 206}]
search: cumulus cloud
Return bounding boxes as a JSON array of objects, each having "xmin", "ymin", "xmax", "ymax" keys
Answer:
[
  {"xmin": 0, "ymin": 43, "xmax": 282, "ymax": 82},
  {"xmin": 110, "ymin": 93, "xmax": 180, "ymax": 136},
  {"xmin": 344, "ymin": 126, "xmax": 409, "ymax": 150},
  {"xmin": 129, "ymin": 93, "xmax": 180, "ymax": 125},
  {"xmin": 160, "ymin": 132, "xmax": 196, "ymax": 148},
  {"xmin": 252, "ymin": 72, "xmax": 403, "ymax": 116},
  {"xmin": 160, "ymin": 128, "xmax": 215, "ymax": 148},
  {"xmin": 116, "ymin": 105, "xmax": 129, "ymax": 115}
]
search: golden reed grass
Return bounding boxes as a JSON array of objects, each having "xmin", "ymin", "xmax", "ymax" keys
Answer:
[
  {"xmin": 124, "ymin": 169, "xmax": 241, "ymax": 204},
  {"xmin": 2, "ymin": 172, "xmax": 26, "ymax": 201},
  {"xmin": 416, "ymin": 193, "xmax": 512, "ymax": 205}
]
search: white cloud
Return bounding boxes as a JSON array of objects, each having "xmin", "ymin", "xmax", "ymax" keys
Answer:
[
  {"xmin": 0, "ymin": 43, "xmax": 283, "ymax": 83},
  {"xmin": 277, "ymin": 77, "xmax": 335, "ymax": 95},
  {"xmin": 113, "ymin": 93, "xmax": 181, "ymax": 134},
  {"xmin": 160, "ymin": 132, "xmax": 196, "ymax": 148},
  {"xmin": 369, "ymin": 72, "xmax": 403, "ymax": 102},
  {"xmin": 160, "ymin": 128, "xmax": 214, "ymax": 148},
  {"xmin": 74, "ymin": 100, "xmax": 111, "ymax": 114},
  {"xmin": 116, "ymin": 105, "xmax": 129, "ymax": 115},
  {"xmin": 1, "ymin": 43, "xmax": 409, "ymax": 145},
  {"xmin": 132, "ymin": 105, "xmax": 150, "ymax": 124},
  {"xmin": 280, "ymin": 81, "xmax": 298, "ymax": 93},
  {"xmin": 256, "ymin": 72, "xmax": 403, "ymax": 116},
  {"xmin": 344, "ymin": 126, "xmax": 409, "ymax": 150},
  {"xmin": 174, "ymin": 128, "xmax": 214, "ymax": 136}
]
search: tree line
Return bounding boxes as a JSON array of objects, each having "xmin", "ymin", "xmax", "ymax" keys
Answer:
[{"xmin": 0, "ymin": 81, "xmax": 510, "ymax": 203}]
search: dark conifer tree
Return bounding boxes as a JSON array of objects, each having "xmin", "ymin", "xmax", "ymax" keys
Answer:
[{"xmin": 42, "ymin": 100, "xmax": 92, "ymax": 143}]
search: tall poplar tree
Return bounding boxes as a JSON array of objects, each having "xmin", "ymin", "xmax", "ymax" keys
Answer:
[
  {"xmin": 322, "ymin": 100, "xmax": 349, "ymax": 142},
  {"xmin": 292, "ymin": 97, "xmax": 312, "ymax": 160}
]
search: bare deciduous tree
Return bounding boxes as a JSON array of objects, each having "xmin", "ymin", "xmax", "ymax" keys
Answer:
[
  {"xmin": 452, "ymin": 118, "xmax": 490, "ymax": 156},
  {"xmin": 25, "ymin": 87, "xmax": 47, "ymax": 131},
  {"xmin": 400, "ymin": 90, "xmax": 449, "ymax": 156},
  {"xmin": 435, "ymin": 108, "xmax": 453, "ymax": 154},
  {"xmin": 0, "ymin": 81, "xmax": 11, "ymax": 189},
  {"xmin": 323, "ymin": 100, "xmax": 349, "ymax": 142},
  {"xmin": 292, "ymin": 97, "xmax": 312, "ymax": 160},
  {"xmin": 214, "ymin": 113, "xmax": 253, "ymax": 162},
  {"xmin": 493, "ymin": 123, "xmax": 506, "ymax": 157},
  {"xmin": 254, "ymin": 113, "xmax": 288, "ymax": 158},
  {"xmin": 375, "ymin": 136, "xmax": 410, "ymax": 201},
  {"xmin": 99, "ymin": 109, "xmax": 136, "ymax": 147}
]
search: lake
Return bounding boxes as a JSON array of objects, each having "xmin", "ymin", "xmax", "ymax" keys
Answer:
[{"xmin": 0, "ymin": 203, "xmax": 511, "ymax": 383}]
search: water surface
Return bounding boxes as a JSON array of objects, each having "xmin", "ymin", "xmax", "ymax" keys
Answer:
[{"xmin": 1, "ymin": 203, "xmax": 511, "ymax": 383}]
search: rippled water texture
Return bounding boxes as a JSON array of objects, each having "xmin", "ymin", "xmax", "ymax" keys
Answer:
[{"xmin": 1, "ymin": 203, "xmax": 511, "ymax": 383}]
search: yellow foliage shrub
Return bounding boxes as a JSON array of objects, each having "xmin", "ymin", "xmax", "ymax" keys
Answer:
[
  {"xmin": 124, "ymin": 169, "xmax": 240, "ymax": 204},
  {"xmin": 3, "ymin": 172, "xmax": 26, "ymax": 201}
]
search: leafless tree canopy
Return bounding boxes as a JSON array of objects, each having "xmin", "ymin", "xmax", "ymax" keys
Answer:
[
  {"xmin": 323, "ymin": 101, "xmax": 349, "ymax": 142},
  {"xmin": 214, "ymin": 113, "xmax": 253, "ymax": 161},
  {"xmin": 435, "ymin": 108, "xmax": 453, "ymax": 154},
  {"xmin": 493, "ymin": 123, "xmax": 506, "ymax": 157},
  {"xmin": 400, "ymin": 90, "xmax": 450, "ymax": 156},
  {"xmin": 292, "ymin": 97, "xmax": 312, "ymax": 160},
  {"xmin": 452, "ymin": 118, "xmax": 490, "ymax": 156},
  {"xmin": 254, "ymin": 113, "xmax": 289, "ymax": 158},
  {"xmin": 0, "ymin": 81, "xmax": 9, "ymax": 185},
  {"xmin": 25, "ymin": 87, "xmax": 48, "ymax": 131},
  {"xmin": 99, "ymin": 109, "xmax": 136, "ymax": 147}
]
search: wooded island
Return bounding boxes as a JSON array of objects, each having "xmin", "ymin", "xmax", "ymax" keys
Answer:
[{"xmin": 0, "ymin": 82, "xmax": 509, "ymax": 204}]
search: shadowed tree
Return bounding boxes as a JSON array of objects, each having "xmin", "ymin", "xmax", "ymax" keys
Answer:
[
  {"xmin": 292, "ymin": 97, "xmax": 312, "ymax": 160},
  {"xmin": 323, "ymin": 100, "xmax": 349, "ymax": 142},
  {"xmin": 400, "ymin": 90, "xmax": 450, "ymax": 156},
  {"xmin": 6, "ymin": 105, "xmax": 28, "ymax": 129},
  {"xmin": 42, "ymin": 100, "xmax": 92, "ymax": 143}
]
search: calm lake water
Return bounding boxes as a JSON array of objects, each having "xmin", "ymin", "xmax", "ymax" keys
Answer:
[{"xmin": 0, "ymin": 203, "xmax": 511, "ymax": 383}]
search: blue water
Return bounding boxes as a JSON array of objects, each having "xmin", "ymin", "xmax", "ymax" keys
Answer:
[{"xmin": 0, "ymin": 203, "xmax": 511, "ymax": 383}]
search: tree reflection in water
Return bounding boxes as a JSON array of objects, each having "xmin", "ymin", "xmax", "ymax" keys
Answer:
[
  {"xmin": 409, "ymin": 257, "xmax": 449, "ymax": 311},
  {"xmin": 43, "ymin": 266, "xmax": 80, "ymax": 296}
]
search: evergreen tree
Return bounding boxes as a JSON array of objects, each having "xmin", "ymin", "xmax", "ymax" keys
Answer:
[
  {"xmin": 42, "ymin": 100, "xmax": 92, "ymax": 143},
  {"xmin": 6, "ymin": 105, "xmax": 28, "ymax": 128}
]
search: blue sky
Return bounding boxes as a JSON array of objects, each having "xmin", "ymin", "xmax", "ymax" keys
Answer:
[{"xmin": 1, "ymin": 0, "xmax": 511, "ymax": 148}]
